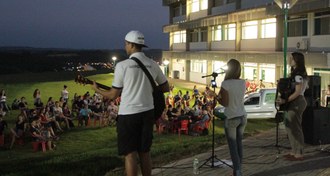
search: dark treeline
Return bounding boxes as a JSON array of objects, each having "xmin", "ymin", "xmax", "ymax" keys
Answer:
[{"xmin": 0, "ymin": 47, "xmax": 162, "ymax": 74}]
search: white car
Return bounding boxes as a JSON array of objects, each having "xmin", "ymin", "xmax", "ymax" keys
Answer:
[{"xmin": 214, "ymin": 88, "xmax": 277, "ymax": 119}]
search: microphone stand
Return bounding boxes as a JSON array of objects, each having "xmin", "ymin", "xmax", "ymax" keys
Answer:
[{"xmin": 199, "ymin": 72, "xmax": 232, "ymax": 168}]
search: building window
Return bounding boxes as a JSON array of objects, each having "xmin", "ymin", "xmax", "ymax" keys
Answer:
[
  {"xmin": 213, "ymin": 0, "xmax": 223, "ymax": 7},
  {"xmin": 288, "ymin": 15, "xmax": 307, "ymax": 37},
  {"xmin": 242, "ymin": 20, "xmax": 258, "ymax": 39},
  {"xmin": 191, "ymin": 0, "xmax": 208, "ymax": 13},
  {"xmin": 212, "ymin": 25, "xmax": 222, "ymax": 41},
  {"xmin": 261, "ymin": 18, "xmax": 276, "ymax": 38},
  {"xmin": 213, "ymin": 61, "xmax": 226, "ymax": 72},
  {"xmin": 259, "ymin": 64, "xmax": 275, "ymax": 83},
  {"xmin": 243, "ymin": 62, "xmax": 257, "ymax": 80},
  {"xmin": 189, "ymin": 29, "xmax": 199, "ymax": 42},
  {"xmin": 191, "ymin": 60, "xmax": 207, "ymax": 73},
  {"xmin": 200, "ymin": 28, "xmax": 208, "ymax": 42},
  {"xmin": 174, "ymin": 6, "xmax": 181, "ymax": 17},
  {"xmin": 315, "ymin": 11, "xmax": 330, "ymax": 35},
  {"xmin": 224, "ymin": 23, "xmax": 236, "ymax": 40},
  {"xmin": 173, "ymin": 30, "xmax": 186, "ymax": 43}
]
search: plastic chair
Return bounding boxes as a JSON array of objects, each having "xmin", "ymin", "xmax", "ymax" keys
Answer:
[
  {"xmin": 178, "ymin": 120, "xmax": 189, "ymax": 141},
  {"xmin": 193, "ymin": 119, "xmax": 211, "ymax": 134},
  {"xmin": 32, "ymin": 141, "xmax": 46, "ymax": 152}
]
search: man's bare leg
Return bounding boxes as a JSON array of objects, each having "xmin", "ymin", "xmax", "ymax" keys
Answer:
[
  {"xmin": 125, "ymin": 152, "xmax": 138, "ymax": 176},
  {"xmin": 139, "ymin": 152, "xmax": 152, "ymax": 176}
]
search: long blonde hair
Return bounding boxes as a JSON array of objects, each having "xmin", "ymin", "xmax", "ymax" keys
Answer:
[{"xmin": 224, "ymin": 59, "xmax": 241, "ymax": 80}]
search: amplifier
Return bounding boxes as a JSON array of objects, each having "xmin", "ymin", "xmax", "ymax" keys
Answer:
[{"xmin": 302, "ymin": 107, "xmax": 330, "ymax": 145}]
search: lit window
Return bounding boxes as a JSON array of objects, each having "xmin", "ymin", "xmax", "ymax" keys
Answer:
[
  {"xmin": 242, "ymin": 21, "xmax": 258, "ymax": 39},
  {"xmin": 191, "ymin": 60, "xmax": 207, "ymax": 73},
  {"xmin": 212, "ymin": 25, "xmax": 222, "ymax": 41},
  {"xmin": 261, "ymin": 18, "xmax": 276, "ymax": 38},
  {"xmin": 173, "ymin": 30, "xmax": 186, "ymax": 43},
  {"xmin": 191, "ymin": 0, "xmax": 208, "ymax": 12},
  {"xmin": 191, "ymin": 0, "xmax": 199, "ymax": 12},
  {"xmin": 224, "ymin": 23, "xmax": 236, "ymax": 40},
  {"xmin": 201, "ymin": 0, "xmax": 208, "ymax": 10}
]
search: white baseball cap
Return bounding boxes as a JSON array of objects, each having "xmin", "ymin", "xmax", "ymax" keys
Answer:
[{"xmin": 125, "ymin": 30, "xmax": 148, "ymax": 48}]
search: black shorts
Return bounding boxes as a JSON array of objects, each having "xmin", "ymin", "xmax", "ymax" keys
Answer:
[{"xmin": 117, "ymin": 109, "xmax": 154, "ymax": 156}]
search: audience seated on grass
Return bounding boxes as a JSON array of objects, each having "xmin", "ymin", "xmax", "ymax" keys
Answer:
[
  {"xmin": 190, "ymin": 109, "xmax": 210, "ymax": 135},
  {"xmin": 30, "ymin": 119, "xmax": 55, "ymax": 151},
  {"xmin": 78, "ymin": 104, "xmax": 92, "ymax": 127},
  {"xmin": 62, "ymin": 102, "xmax": 75, "ymax": 128},
  {"xmin": 44, "ymin": 106, "xmax": 63, "ymax": 132},
  {"xmin": 105, "ymin": 100, "xmax": 118, "ymax": 126},
  {"xmin": 91, "ymin": 102, "xmax": 104, "ymax": 127},
  {"xmin": 10, "ymin": 114, "xmax": 25, "ymax": 149},
  {"xmin": 53, "ymin": 101, "xmax": 71, "ymax": 130},
  {"xmin": 38, "ymin": 107, "xmax": 60, "ymax": 139},
  {"xmin": 0, "ymin": 114, "xmax": 8, "ymax": 147}
]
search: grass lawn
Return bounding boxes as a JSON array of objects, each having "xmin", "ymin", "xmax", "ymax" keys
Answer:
[{"xmin": 0, "ymin": 72, "xmax": 276, "ymax": 176}]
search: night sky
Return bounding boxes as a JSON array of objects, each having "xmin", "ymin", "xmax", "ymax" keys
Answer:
[{"xmin": 0, "ymin": 0, "xmax": 169, "ymax": 50}]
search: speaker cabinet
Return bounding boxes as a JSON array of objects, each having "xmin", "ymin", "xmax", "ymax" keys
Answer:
[
  {"xmin": 304, "ymin": 75, "xmax": 321, "ymax": 107},
  {"xmin": 302, "ymin": 107, "xmax": 330, "ymax": 145}
]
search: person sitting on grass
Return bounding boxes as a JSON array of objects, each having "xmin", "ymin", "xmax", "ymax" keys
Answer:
[
  {"xmin": 105, "ymin": 100, "xmax": 118, "ymax": 126},
  {"xmin": 9, "ymin": 114, "xmax": 25, "ymax": 149},
  {"xmin": 34, "ymin": 98, "xmax": 44, "ymax": 110},
  {"xmin": 0, "ymin": 114, "xmax": 8, "ymax": 147},
  {"xmin": 62, "ymin": 102, "xmax": 75, "ymax": 128},
  {"xmin": 92, "ymin": 102, "xmax": 104, "ymax": 127},
  {"xmin": 78, "ymin": 104, "xmax": 92, "ymax": 127},
  {"xmin": 53, "ymin": 101, "xmax": 71, "ymax": 130},
  {"xmin": 44, "ymin": 106, "xmax": 63, "ymax": 132},
  {"xmin": 30, "ymin": 119, "xmax": 55, "ymax": 151},
  {"xmin": 38, "ymin": 107, "xmax": 61, "ymax": 139},
  {"xmin": 190, "ymin": 108, "xmax": 210, "ymax": 135},
  {"xmin": 18, "ymin": 96, "xmax": 29, "ymax": 119}
]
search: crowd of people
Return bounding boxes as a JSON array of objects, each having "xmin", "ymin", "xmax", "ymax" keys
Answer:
[
  {"xmin": 157, "ymin": 85, "xmax": 215, "ymax": 135},
  {"xmin": 0, "ymin": 85, "xmax": 119, "ymax": 151}
]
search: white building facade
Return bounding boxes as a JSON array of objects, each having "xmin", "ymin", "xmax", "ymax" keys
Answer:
[{"xmin": 162, "ymin": 0, "xmax": 330, "ymax": 92}]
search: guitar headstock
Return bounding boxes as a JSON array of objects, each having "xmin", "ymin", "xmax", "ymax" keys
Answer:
[{"xmin": 75, "ymin": 74, "xmax": 92, "ymax": 85}]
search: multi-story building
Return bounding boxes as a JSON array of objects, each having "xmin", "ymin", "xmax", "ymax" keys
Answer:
[{"xmin": 161, "ymin": 0, "xmax": 330, "ymax": 95}]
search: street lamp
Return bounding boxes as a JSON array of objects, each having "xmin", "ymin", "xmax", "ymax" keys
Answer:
[
  {"xmin": 163, "ymin": 60, "xmax": 169, "ymax": 77},
  {"xmin": 275, "ymin": 0, "xmax": 298, "ymax": 78},
  {"xmin": 112, "ymin": 56, "xmax": 117, "ymax": 67}
]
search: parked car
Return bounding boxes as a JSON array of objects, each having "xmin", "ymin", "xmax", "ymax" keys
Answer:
[{"xmin": 214, "ymin": 88, "xmax": 277, "ymax": 119}]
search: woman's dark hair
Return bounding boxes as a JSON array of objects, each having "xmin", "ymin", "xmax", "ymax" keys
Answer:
[
  {"xmin": 33, "ymin": 89, "xmax": 39, "ymax": 98},
  {"xmin": 224, "ymin": 59, "xmax": 241, "ymax": 80},
  {"xmin": 290, "ymin": 52, "xmax": 307, "ymax": 79}
]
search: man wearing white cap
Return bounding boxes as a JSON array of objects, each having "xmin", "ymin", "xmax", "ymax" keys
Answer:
[{"xmin": 92, "ymin": 30, "xmax": 169, "ymax": 176}]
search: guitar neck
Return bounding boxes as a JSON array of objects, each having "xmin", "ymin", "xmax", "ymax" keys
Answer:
[
  {"xmin": 85, "ymin": 78, "xmax": 111, "ymax": 90},
  {"xmin": 75, "ymin": 74, "xmax": 111, "ymax": 90},
  {"xmin": 96, "ymin": 82, "xmax": 111, "ymax": 91}
]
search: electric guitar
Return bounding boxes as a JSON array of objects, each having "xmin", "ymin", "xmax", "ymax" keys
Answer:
[{"xmin": 75, "ymin": 74, "xmax": 111, "ymax": 90}]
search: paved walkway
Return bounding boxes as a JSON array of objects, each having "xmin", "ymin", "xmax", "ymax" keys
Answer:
[
  {"xmin": 152, "ymin": 127, "xmax": 330, "ymax": 176},
  {"xmin": 152, "ymin": 78, "xmax": 330, "ymax": 176}
]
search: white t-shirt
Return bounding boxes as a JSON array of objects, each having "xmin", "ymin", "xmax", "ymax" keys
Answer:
[
  {"xmin": 221, "ymin": 79, "xmax": 246, "ymax": 119},
  {"xmin": 112, "ymin": 52, "xmax": 167, "ymax": 115},
  {"xmin": 61, "ymin": 89, "xmax": 69, "ymax": 99}
]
